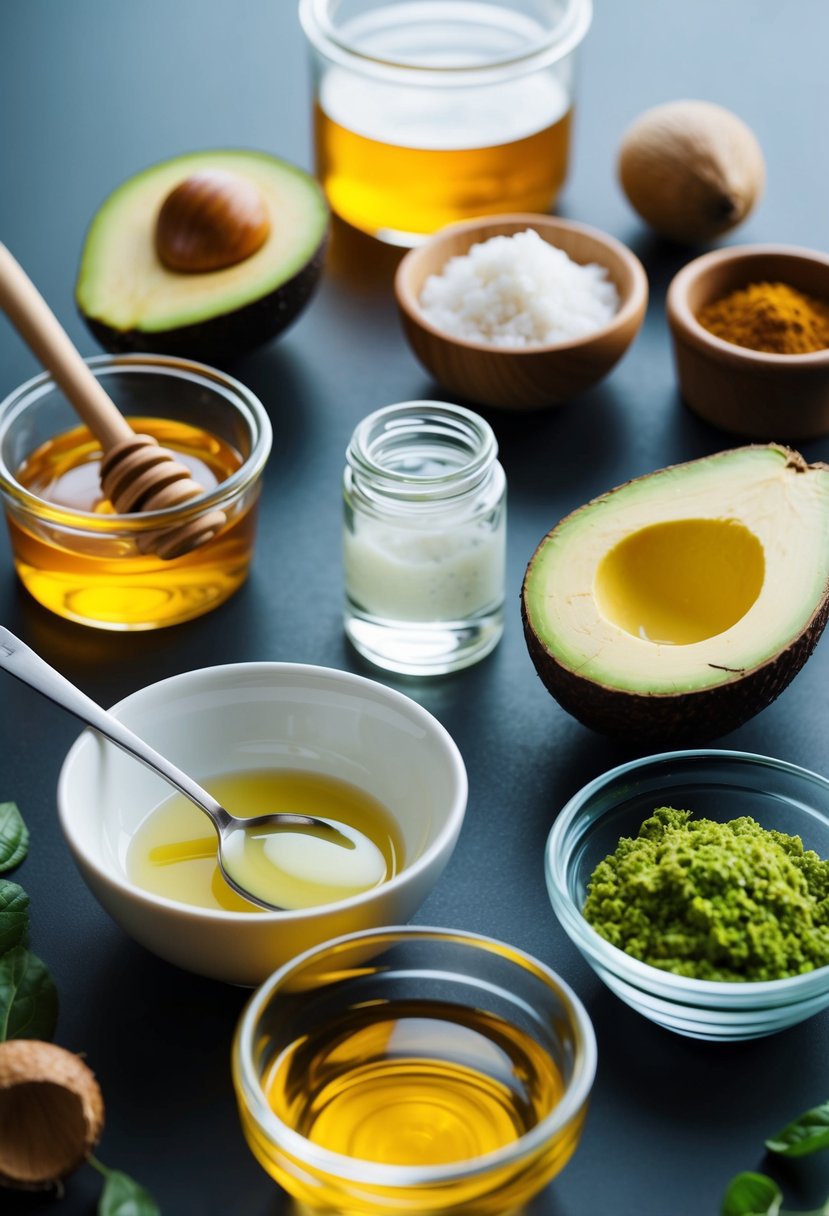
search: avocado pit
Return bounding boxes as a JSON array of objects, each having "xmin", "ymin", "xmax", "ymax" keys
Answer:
[{"xmin": 155, "ymin": 169, "xmax": 271, "ymax": 273}]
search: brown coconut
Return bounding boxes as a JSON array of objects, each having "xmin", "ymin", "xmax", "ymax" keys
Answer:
[
  {"xmin": 618, "ymin": 99, "xmax": 765, "ymax": 243},
  {"xmin": 0, "ymin": 1039, "xmax": 105, "ymax": 1190}
]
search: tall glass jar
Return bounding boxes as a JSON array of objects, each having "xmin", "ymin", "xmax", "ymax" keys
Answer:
[
  {"xmin": 299, "ymin": 0, "xmax": 593, "ymax": 246},
  {"xmin": 343, "ymin": 400, "xmax": 506, "ymax": 675}
]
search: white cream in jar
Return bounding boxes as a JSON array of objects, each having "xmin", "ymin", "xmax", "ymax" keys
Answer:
[
  {"xmin": 344, "ymin": 518, "xmax": 504, "ymax": 621},
  {"xmin": 343, "ymin": 401, "xmax": 506, "ymax": 675}
]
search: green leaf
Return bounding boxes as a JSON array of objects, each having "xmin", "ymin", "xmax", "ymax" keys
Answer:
[
  {"xmin": 721, "ymin": 1172, "xmax": 783, "ymax": 1216},
  {"xmin": 99, "ymin": 1168, "xmax": 161, "ymax": 1216},
  {"xmin": 0, "ymin": 944, "xmax": 58, "ymax": 1041},
  {"xmin": 0, "ymin": 879, "xmax": 29, "ymax": 954},
  {"xmin": 766, "ymin": 1100, "xmax": 829, "ymax": 1157},
  {"xmin": 0, "ymin": 802, "xmax": 28, "ymax": 872}
]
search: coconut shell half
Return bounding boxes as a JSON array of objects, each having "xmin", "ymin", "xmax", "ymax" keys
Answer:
[{"xmin": 0, "ymin": 1039, "xmax": 105, "ymax": 1190}]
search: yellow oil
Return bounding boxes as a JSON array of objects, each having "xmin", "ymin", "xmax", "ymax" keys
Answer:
[
  {"xmin": 316, "ymin": 102, "xmax": 572, "ymax": 240},
  {"xmin": 127, "ymin": 769, "xmax": 403, "ymax": 912},
  {"xmin": 9, "ymin": 417, "xmax": 256, "ymax": 630},
  {"xmin": 264, "ymin": 999, "xmax": 565, "ymax": 1166}
]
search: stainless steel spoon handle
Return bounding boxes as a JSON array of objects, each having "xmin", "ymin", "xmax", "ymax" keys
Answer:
[{"xmin": 0, "ymin": 626, "xmax": 231, "ymax": 833}]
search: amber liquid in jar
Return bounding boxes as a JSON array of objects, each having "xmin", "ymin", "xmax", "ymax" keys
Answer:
[
  {"xmin": 315, "ymin": 100, "xmax": 572, "ymax": 241},
  {"xmin": 312, "ymin": 0, "xmax": 575, "ymax": 243},
  {"xmin": 10, "ymin": 417, "xmax": 254, "ymax": 630},
  {"xmin": 264, "ymin": 999, "xmax": 565, "ymax": 1169}
]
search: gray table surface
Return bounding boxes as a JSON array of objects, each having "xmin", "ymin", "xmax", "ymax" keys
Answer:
[{"xmin": 2, "ymin": 2, "xmax": 828, "ymax": 1213}]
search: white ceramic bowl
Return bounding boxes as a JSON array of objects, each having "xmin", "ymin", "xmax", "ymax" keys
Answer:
[{"xmin": 57, "ymin": 663, "xmax": 467, "ymax": 985}]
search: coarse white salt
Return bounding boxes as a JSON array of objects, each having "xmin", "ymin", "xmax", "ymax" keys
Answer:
[{"xmin": 419, "ymin": 229, "xmax": 620, "ymax": 348}]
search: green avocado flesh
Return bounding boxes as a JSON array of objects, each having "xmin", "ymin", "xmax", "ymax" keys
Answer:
[
  {"xmin": 522, "ymin": 445, "xmax": 829, "ymax": 739},
  {"xmin": 76, "ymin": 149, "xmax": 329, "ymax": 357}
]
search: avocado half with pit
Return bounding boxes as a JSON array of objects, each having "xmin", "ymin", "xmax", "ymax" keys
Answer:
[
  {"xmin": 522, "ymin": 445, "xmax": 829, "ymax": 744},
  {"xmin": 76, "ymin": 149, "xmax": 329, "ymax": 359}
]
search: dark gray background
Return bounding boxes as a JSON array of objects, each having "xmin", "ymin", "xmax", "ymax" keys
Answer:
[{"xmin": 1, "ymin": 2, "xmax": 828, "ymax": 1213}]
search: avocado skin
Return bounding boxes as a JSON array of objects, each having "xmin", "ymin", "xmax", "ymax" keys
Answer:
[
  {"xmin": 521, "ymin": 591, "xmax": 829, "ymax": 746},
  {"xmin": 79, "ymin": 234, "xmax": 327, "ymax": 361}
]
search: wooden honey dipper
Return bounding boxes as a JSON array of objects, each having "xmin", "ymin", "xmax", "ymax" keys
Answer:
[{"xmin": 0, "ymin": 243, "xmax": 227, "ymax": 560}]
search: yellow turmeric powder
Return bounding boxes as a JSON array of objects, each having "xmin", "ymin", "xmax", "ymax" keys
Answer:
[{"xmin": 697, "ymin": 280, "xmax": 829, "ymax": 354}]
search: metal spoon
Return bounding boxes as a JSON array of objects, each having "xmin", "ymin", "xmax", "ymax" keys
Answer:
[{"xmin": 0, "ymin": 626, "xmax": 350, "ymax": 911}]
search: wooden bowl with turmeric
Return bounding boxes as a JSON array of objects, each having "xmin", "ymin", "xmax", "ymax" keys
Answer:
[{"xmin": 666, "ymin": 244, "xmax": 829, "ymax": 441}]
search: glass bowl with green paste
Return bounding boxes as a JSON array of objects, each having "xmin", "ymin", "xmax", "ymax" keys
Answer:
[{"xmin": 545, "ymin": 750, "xmax": 829, "ymax": 1041}]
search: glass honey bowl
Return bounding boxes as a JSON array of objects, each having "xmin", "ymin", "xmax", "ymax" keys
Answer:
[
  {"xmin": 0, "ymin": 354, "xmax": 272, "ymax": 630},
  {"xmin": 233, "ymin": 925, "xmax": 597, "ymax": 1215}
]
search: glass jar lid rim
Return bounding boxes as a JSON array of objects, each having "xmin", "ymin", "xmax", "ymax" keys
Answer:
[
  {"xmin": 346, "ymin": 399, "xmax": 498, "ymax": 491},
  {"xmin": 299, "ymin": 0, "xmax": 593, "ymax": 80}
]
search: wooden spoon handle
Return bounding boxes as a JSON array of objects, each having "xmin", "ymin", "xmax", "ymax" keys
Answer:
[
  {"xmin": 0, "ymin": 242, "xmax": 134, "ymax": 451},
  {"xmin": 0, "ymin": 243, "xmax": 227, "ymax": 560}
]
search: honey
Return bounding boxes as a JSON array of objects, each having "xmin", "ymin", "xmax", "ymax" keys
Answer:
[
  {"xmin": 315, "ymin": 98, "xmax": 572, "ymax": 241},
  {"xmin": 264, "ymin": 999, "xmax": 565, "ymax": 1165},
  {"xmin": 306, "ymin": 0, "xmax": 580, "ymax": 243},
  {"xmin": 9, "ymin": 417, "xmax": 256, "ymax": 630},
  {"xmin": 127, "ymin": 768, "xmax": 404, "ymax": 912}
]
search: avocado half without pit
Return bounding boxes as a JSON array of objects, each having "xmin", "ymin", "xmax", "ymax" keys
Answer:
[
  {"xmin": 76, "ymin": 150, "xmax": 329, "ymax": 359},
  {"xmin": 521, "ymin": 445, "xmax": 829, "ymax": 744}
]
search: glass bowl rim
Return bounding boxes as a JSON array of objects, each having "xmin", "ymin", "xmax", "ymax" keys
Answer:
[
  {"xmin": 233, "ymin": 923, "xmax": 598, "ymax": 1185},
  {"xmin": 545, "ymin": 747, "xmax": 829, "ymax": 1001},
  {"xmin": 0, "ymin": 353, "xmax": 273, "ymax": 532}
]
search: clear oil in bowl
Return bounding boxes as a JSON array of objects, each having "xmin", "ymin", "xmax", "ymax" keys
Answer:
[
  {"xmin": 127, "ymin": 768, "xmax": 404, "ymax": 912},
  {"xmin": 235, "ymin": 929, "xmax": 596, "ymax": 1213},
  {"xmin": 9, "ymin": 417, "xmax": 258, "ymax": 630},
  {"xmin": 264, "ymin": 999, "xmax": 565, "ymax": 1167}
]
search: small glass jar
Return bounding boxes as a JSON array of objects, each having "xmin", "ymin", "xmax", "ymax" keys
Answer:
[{"xmin": 343, "ymin": 400, "xmax": 506, "ymax": 675}]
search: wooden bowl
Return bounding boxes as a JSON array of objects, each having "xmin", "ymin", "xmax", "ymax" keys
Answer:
[
  {"xmin": 394, "ymin": 214, "xmax": 649, "ymax": 411},
  {"xmin": 666, "ymin": 244, "xmax": 829, "ymax": 441}
]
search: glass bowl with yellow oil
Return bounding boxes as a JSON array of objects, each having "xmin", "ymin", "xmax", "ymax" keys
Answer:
[
  {"xmin": 0, "ymin": 353, "xmax": 271, "ymax": 629},
  {"xmin": 233, "ymin": 925, "xmax": 596, "ymax": 1215}
]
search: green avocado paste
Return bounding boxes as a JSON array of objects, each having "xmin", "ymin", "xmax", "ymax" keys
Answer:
[{"xmin": 582, "ymin": 806, "xmax": 829, "ymax": 981}]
